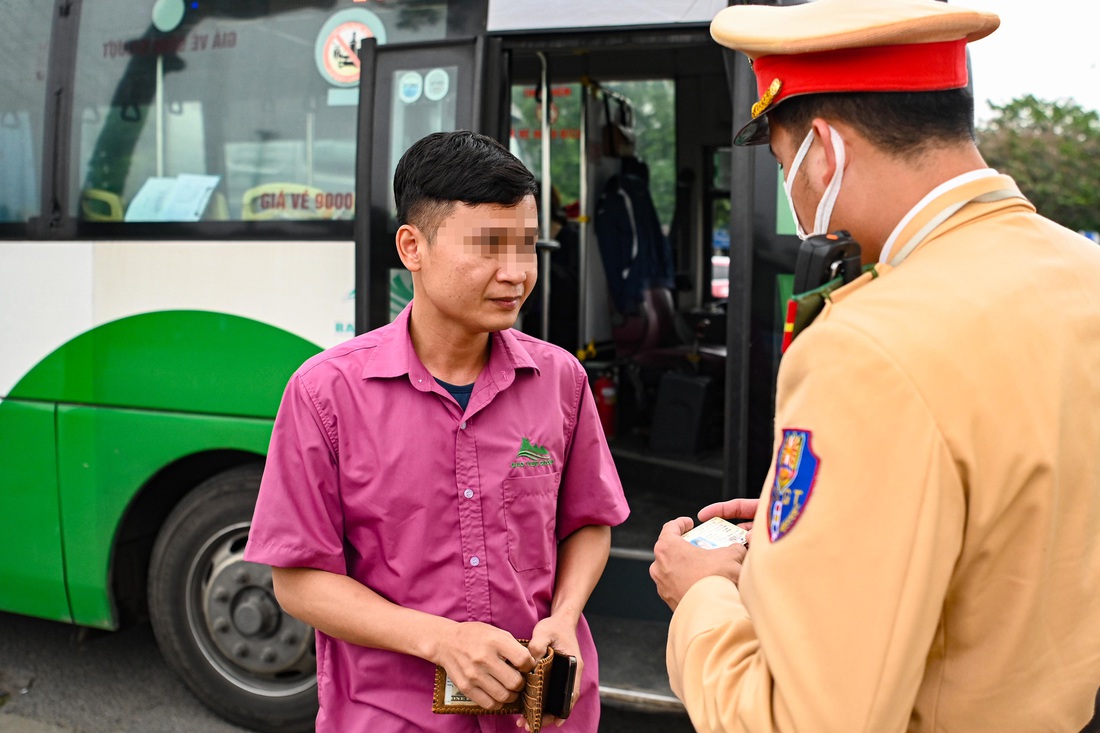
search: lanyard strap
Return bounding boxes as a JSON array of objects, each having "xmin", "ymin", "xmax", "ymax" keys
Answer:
[{"xmin": 888, "ymin": 188, "xmax": 1021, "ymax": 268}]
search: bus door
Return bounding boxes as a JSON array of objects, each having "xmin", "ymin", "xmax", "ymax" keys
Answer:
[
  {"xmin": 353, "ymin": 36, "xmax": 507, "ymax": 333},
  {"xmin": 495, "ymin": 27, "xmax": 740, "ymax": 711},
  {"xmin": 720, "ymin": 42, "xmax": 803, "ymax": 501},
  {"xmin": 491, "ymin": 13, "xmax": 806, "ymax": 709}
]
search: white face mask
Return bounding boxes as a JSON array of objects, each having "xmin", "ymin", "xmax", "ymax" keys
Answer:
[{"xmin": 782, "ymin": 125, "xmax": 846, "ymax": 240}]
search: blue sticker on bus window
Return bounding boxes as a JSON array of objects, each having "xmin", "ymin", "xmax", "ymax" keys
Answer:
[{"xmin": 768, "ymin": 429, "xmax": 819, "ymax": 542}]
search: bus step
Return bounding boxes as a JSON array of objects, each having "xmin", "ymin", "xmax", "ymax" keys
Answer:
[
  {"xmin": 586, "ymin": 550, "xmax": 671, "ymax": 623},
  {"xmin": 589, "ymin": 612, "xmax": 685, "ymax": 714}
]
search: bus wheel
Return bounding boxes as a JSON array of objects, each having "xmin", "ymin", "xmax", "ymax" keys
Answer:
[{"xmin": 148, "ymin": 465, "xmax": 317, "ymax": 733}]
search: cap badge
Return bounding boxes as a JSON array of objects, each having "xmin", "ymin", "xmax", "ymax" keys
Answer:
[{"xmin": 752, "ymin": 78, "xmax": 782, "ymax": 119}]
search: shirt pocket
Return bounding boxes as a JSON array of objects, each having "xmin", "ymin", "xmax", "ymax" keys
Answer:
[{"xmin": 502, "ymin": 472, "xmax": 561, "ymax": 572}]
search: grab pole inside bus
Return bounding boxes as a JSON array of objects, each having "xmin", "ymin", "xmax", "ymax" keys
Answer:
[
  {"xmin": 577, "ymin": 83, "xmax": 589, "ymax": 351},
  {"xmin": 535, "ymin": 51, "xmax": 558, "ymax": 342}
]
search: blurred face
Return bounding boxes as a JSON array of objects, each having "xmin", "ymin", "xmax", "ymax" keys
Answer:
[{"xmin": 405, "ymin": 197, "xmax": 538, "ymax": 336}]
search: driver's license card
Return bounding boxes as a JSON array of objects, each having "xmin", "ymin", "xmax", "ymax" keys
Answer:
[{"xmin": 681, "ymin": 517, "xmax": 747, "ymax": 549}]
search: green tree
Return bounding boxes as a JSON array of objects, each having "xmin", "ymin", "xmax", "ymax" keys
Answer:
[
  {"xmin": 509, "ymin": 82, "xmax": 584, "ymax": 209},
  {"xmin": 611, "ymin": 79, "xmax": 676, "ymax": 226},
  {"xmin": 976, "ymin": 95, "xmax": 1100, "ymax": 233},
  {"xmin": 509, "ymin": 79, "xmax": 676, "ymax": 228}
]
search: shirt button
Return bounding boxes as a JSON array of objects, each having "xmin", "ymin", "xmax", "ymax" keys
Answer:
[
  {"xmin": 459, "ymin": 421, "xmax": 467, "ymax": 430},
  {"xmin": 463, "ymin": 489, "xmax": 474, "ymax": 499},
  {"xmin": 470, "ymin": 556, "xmax": 480, "ymax": 567}
]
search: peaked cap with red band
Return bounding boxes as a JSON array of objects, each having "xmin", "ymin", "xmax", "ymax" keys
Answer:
[{"xmin": 711, "ymin": 0, "xmax": 1001, "ymax": 146}]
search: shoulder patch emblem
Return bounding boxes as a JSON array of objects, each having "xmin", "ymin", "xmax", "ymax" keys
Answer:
[{"xmin": 768, "ymin": 429, "xmax": 820, "ymax": 542}]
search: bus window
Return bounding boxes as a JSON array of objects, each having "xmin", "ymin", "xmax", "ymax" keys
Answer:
[
  {"xmin": 0, "ymin": 1, "xmax": 51, "ymax": 225},
  {"xmin": 510, "ymin": 80, "xmax": 676, "ymax": 229},
  {"xmin": 69, "ymin": 0, "xmax": 452, "ymax": 225},
  {"xmin": 386, "ymin": 64, "xmax": 459, "ymax": 215},
  {"xmin": 602, "ymin": 80, "xmax": 676, "ymax": 230},
  {"xmin": 510, "ymin": 79, "xmax": 677, "ymax": 353},
  {"xmin": 509, "ymin": 82, "xmax": 583, "ymax": 208},
  {"xmin": 710, "ymin": 148, "xmax": 731, "ymax": 298}
]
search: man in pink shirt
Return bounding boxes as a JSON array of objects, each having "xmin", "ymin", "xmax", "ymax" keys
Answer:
[{"xmin": 244, "ymin": 130, "xmax": 629, "ymax": 732}]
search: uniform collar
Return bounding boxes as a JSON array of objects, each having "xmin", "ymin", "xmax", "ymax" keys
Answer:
[
  {"xmin": 827, "ymin": 171, "xmax": 1030, "ymax": 305},
  {"xmin": 361, "ymin": 302, "xmax": 540, "ymax": 396},
  {"xmin": 878, "ymin": 169, "xmax": 1033, "ymax": 265}
]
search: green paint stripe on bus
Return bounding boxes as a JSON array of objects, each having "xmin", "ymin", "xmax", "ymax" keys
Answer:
[
  {"xmin": 58, "ymin": 406, "xmax": 277, "ymax": 629},
  {"xmin": 0, "ymin": 399, "xmax": 69, "ymax": 624},
  {"xmin": 0, "ymin": 311, "xmax": 322, "ymax": 628},
  {"xmin": 7, "ymin": 311, "xmax": 321, "ymax": 417}
]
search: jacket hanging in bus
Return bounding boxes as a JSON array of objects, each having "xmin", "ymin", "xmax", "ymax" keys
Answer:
[{"xmin": 594, "ymin": 155, "xmax": 676, "ymax": 315}]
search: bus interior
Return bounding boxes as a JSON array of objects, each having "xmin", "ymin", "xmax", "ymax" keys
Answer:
[{"xmin": 460, "ymin": 15, "xmax": 800, "ymax": 709}]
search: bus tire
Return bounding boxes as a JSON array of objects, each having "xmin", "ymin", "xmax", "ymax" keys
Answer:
[{"xmin": 148, "ymin": 464, "xmax": 317, "ymax": 733}]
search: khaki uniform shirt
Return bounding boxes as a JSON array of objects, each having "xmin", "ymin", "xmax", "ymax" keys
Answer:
[{"xmin": 667, "ymin": 173, "xmax": 1100, "ymax": 732}]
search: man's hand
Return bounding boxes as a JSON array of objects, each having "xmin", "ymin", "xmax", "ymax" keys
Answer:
[
  {"xmin": 433, "ymin": 622, "xmax": 536, "ymax": 711},
  {"xmin": 519, "ymin": 614, "xmax": 582, "ymax": 730},
  {"xmin": 650, "ymin": 517, "xmax": 748, "ymax": 612}
]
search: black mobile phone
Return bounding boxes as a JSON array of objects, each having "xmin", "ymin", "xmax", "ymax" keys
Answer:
[{"xmin": 543, "ymin": 653, "xmax": 578, "ymax": 719}]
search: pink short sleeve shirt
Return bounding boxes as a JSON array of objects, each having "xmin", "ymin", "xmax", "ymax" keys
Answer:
[{"xmin": 244, "ymin": 304, "xmax": 629, "ymax": 732}]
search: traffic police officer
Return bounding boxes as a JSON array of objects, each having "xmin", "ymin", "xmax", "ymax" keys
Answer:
[{"xmin": 649, "ymin": 0, "xmax": 1100, "ymax": 730}]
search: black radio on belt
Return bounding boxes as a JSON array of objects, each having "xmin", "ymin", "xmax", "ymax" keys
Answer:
[{"xmin": 792, "ymin": 230, "xmax": 862, "ymax": 294}]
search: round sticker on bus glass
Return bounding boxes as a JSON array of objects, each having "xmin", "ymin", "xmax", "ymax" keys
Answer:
[
  {"xmin": 399, "ymin": 71, "xmax": 424, "ymax": 104},
  {"xmin": 314, "ymin": 8, "xmax": 387, "ymax": 87},
  {"xmin": 151, "ymin": 0, "xmax": 185, "ymax": 33},
  {"xmin": 424, "ymin": 68, "xmax": 450, "ymax": 101}
]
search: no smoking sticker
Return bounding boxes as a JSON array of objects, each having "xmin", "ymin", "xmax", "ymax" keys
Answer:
[{"xmin": 314, "ymin": 9, "xmax": 387, "ymax": 87}]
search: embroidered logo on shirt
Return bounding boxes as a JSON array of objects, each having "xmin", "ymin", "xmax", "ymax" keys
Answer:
[
  {"xmin": 511, "ymin": 436, "xmax": 554, "ymax": 468},
  {"xmin": 768, "ymin": 429, "xmax": 820, "ymax": 542}
]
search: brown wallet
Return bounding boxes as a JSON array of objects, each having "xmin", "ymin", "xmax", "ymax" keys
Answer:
[{"xmin": 431, "ymin": 641, "xmax": 574, "ymax": 733}]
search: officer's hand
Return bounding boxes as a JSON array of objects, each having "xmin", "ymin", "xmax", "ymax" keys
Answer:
[
  {"xmin": 650, "ymin": 517, "xmax": 748, "ymax": 611},
  {"xmin": 698, "ymin": 498, "xmax": 759, "ymax": 545},
  {"xmin": 434, "ymin": 622, "xmax": 536, "ymax": 711}
]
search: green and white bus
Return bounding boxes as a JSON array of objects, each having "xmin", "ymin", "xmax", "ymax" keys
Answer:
[{"xmin": 1, "ymin": 1, "xmax": 800, "ymax": 730}]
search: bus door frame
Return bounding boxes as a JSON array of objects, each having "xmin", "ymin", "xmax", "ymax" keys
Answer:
[
  {"xmin": 354, "ymin": 35, "xmax": 507, "ymax": 334},
  {"xmin": 721, "ymin": 46, "xmax": 757, "ymax": 501}
]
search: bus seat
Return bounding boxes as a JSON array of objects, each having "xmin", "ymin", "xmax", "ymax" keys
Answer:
[
  {"xmin": 614, "ymin": 288, "xmax": 727, "ymax": 454},
  {"xmin": 612, "ymin": 311, "xmax": 657, "ymax": 359},
  {"xmin": 81, "ymin": 188, "xmax": 124, "ymax": 221},
  {"xmin": 206, "ymin": 191, "xmax": 229, "ymax": 221},
  {"xmin": 630, "ymin": 286, "xmax": 726, "ymax": 378},
  {"xmin": 647, "ymin": 286, "xmax": 696, "ymax": 348},
  {"xmin": 614, "ymin": 287, "xmax": 699, "ymax": 359},
  {"xmin": 241, "ymin": 183, "xmax": 334, "ymax": 221}
]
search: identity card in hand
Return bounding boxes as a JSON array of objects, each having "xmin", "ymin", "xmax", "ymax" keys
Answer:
[{"xmin": 681, "ymin": 517, "xmax": 747, "ymax": 549}]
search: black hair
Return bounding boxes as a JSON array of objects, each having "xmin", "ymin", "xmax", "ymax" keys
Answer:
[
  {"xmin": 768, "ymin": 87, "xmax": 976, "ymax": 159},
  {"xmin": 393, "ymin": 130, "xmax": 538, "ymax": 241}
]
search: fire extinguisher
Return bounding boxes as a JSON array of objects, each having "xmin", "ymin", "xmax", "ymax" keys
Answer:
[{"xmin": 593, "ymin": 372, "xmax": 617, "ymax": 439}]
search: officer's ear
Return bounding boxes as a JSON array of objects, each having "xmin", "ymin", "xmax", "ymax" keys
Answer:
[
  {"xmin": 395, "ymin": 224, "xmax": 425, "ymax": 272},
  {"xmin": 810, "ymin": 118, "xmax": 840, "ymax": 184}
]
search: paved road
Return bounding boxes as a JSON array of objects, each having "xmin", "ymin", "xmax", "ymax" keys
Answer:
[
  {"xmin": 0, "ymin": 611, "xmax": 693, "ymax": 733},
  {"xmin": 7, "ymin": 610, "xmax": 1094, "ymax": 733},
  {"xmin": 0, "ymin": 612, "xmax": 250, "ymax": 733}
]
